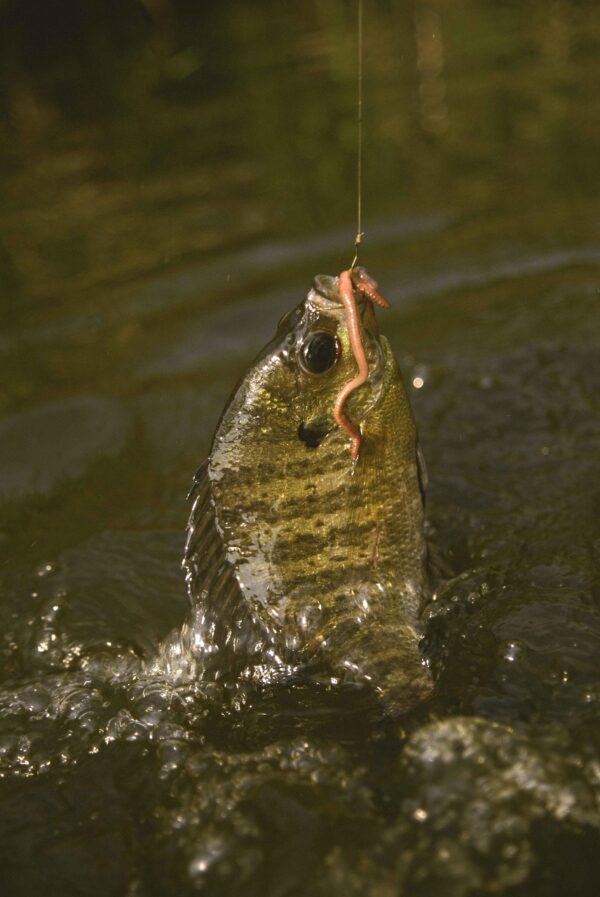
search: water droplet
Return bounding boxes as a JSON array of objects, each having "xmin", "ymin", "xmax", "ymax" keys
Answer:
[
  {"xmin": 411, "ymin": 363, "xmax": 428, "ymax": 389},
  {"xmin": 188, "ymin": 839, "xmax": 226, "ymax": 880},
  {"xmin": 500, "ymin": 641, "xmax": 525, "ymax": 663}
]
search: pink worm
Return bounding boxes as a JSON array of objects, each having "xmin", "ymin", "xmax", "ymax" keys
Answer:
[{"xmin": 333, "ymin": 269, "xmax": 391, "ymax": 462}]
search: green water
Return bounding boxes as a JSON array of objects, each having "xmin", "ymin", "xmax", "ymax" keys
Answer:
[{"xmin": 0, "ymin": 2, "xmax": 599, "ymax": 895}]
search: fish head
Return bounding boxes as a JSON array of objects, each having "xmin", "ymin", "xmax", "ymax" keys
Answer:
[
  {"xmin": 290, "ymin": 272, "xmax": 389, "ymax": 450},
  {"xmin": 212, "ymin": 272, "xmax": 394, "ymax": 464}
]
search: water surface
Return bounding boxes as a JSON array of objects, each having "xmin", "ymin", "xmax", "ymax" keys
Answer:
[{"xmin": 0, "ymin": 2, "xmax": 599, "ymax": 895}]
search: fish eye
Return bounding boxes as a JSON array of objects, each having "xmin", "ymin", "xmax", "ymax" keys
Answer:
[{"xmin": 299, "ymin": 331, "xmax": 339, "ymax": 375}]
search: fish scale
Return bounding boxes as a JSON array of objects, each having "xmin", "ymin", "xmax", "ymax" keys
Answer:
[{"xmin": 181, "ymin": 272, "xmax": 432, "ymax": 713}]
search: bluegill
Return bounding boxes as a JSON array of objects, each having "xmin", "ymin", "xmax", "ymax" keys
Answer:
[{"xmin": 179, "ymin": 268, "xmax": 432, "ymax": 713}]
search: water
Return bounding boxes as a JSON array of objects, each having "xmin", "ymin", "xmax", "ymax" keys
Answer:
[{"xmin": 1, "ymin": 1, "xmax": 599, "ymax": 895}]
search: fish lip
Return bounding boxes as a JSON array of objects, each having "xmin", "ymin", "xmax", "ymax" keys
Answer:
[
  {"xmin": 312, "ymin": 274, "xmax": 339, "ymax": 302},
  {"xmin": 297, "ymin": 420, "xmax": 332, "ymax": 449},
  {"xmin": 308, "ymin": 276, "xmax": 372, "ymax": 319}
]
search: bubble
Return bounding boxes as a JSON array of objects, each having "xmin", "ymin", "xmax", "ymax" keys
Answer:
[
  {"xmin": 18, "ymin": 686, "xmax": 52, "ymax": 715},
  {"xmin": 158, "ymin": 740, "xmax": 189, "ymax": 776},
  {"xmin": 104, "ymin": 710, "xmax": 148, "ymax": 744}
]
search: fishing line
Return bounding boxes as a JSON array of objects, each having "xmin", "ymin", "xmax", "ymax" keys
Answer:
[{"xmin": 351, "ymin": 0, "xmax": 364, "ymax": 269}]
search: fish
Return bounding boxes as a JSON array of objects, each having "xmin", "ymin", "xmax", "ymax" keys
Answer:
[{"xmin": 176, "ymin": 267, "xmax": 432, "ymax": 714}]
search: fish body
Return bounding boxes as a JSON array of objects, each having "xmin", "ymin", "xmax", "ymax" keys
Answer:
[{"xmin": 180, "ymin": 271, "xmax": 432, "ymax": 713}]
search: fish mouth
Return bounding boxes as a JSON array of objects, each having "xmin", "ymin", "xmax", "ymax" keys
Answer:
[
  {"xmin": 297, "ymin": 420, "xmax": 331, "ymax": 449},
  {"xmin": 312, "ymin": 274, "xmax": 339, "ymax": 302}
]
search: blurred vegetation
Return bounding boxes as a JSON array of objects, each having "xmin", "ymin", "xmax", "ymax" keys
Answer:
[{"xmin": 0, "ymin": 0, "xmax": 598, "ymax": 322}]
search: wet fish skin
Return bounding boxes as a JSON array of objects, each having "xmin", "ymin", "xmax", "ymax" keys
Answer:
[{"xmin": 182, "ymin": 272, "xmax": 432, "ymax": 713}]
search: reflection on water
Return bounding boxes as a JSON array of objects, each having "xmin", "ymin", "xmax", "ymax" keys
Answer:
[{"xmin": 0, "ymin": 2, "xmax": 599, "ymax": 895}]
